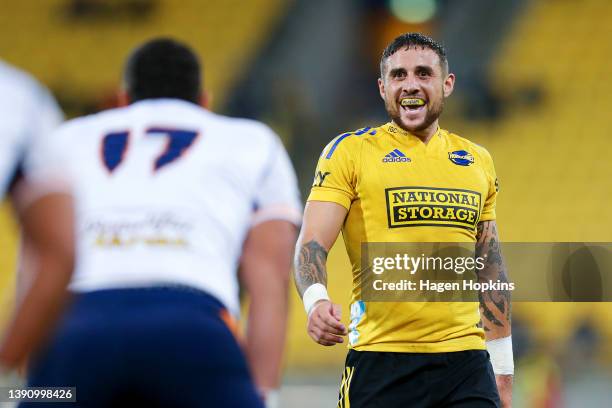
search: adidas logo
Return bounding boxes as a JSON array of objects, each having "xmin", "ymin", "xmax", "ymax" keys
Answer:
[{"xmin": 382, "ymin": 149, "xmax": 411, "ymax": 163}]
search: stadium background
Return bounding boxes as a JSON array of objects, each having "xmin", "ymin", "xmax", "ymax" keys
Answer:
[{"xmin": 1, "ymin": 0, "xmax": 611, "ymax": 406}]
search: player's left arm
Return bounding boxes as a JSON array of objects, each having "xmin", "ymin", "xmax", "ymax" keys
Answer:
[
  {"xmin": 0, "ymin": 190, "xmax": 75, "ymax": 371},
  {"xmin": 475, "ymin": 219, "xmax": 513, "ymax": 407},
  {"xmin": 239, "ymin": 219, "xmax": 298, "ymax": 405},
  {"xmin": 0, "ymin": 88, "xmax": 69, "ymax": 372}
]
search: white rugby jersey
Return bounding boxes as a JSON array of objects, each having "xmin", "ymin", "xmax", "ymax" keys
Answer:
[
  {"xmin": 0, "ymin": 60, "xmax": 64, "ymax": 198},
  {"xmin": 53, "ymin": 99, "xmax": 301, "ymax": 314}
]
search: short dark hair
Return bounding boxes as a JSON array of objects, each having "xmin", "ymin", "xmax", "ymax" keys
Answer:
[
  {"xmin": 380, "ymin": 32, "xmax": 448, "ymax": 78},
  {"xmin": 124, "ymin": 38, "xmax": 201, "ymax": 104}
]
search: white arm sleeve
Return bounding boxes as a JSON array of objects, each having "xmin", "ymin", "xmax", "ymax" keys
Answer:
[
  {"xmin": 0, "ymin": 63, "xmax": 63, "ymax": 197},
  {"xmin": 251, "ymin": 135, "xmax": 302, "ymax": 227},
  {"xmin": 15, "ymin": 86, "xmax": 70, "ymax": 208},
  {"xmin": 22, "ymin": 86, "xmax": 65, "ymax": 181}
]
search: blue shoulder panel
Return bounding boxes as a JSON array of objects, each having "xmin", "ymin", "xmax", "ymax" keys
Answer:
[{"xmin": 325, "ymin": 127, "xmax": 376, "ymax": 159}]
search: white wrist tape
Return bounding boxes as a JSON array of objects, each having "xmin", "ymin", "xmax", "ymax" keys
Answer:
[
  {"xmin": 302, "ymin": 283, "xmax": 330, "ymax": 315},
  {"xmin": 264, "ymin": 389, "xmax": 279, "ymax": 408},
  {"xmin": 486, "ymin": 336, "xmax": 514, "ymax": 375}
]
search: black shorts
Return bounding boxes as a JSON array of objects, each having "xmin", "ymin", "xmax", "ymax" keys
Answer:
[{"xmin": 337, "ymin": 349, "xmax": 500, "ymax": 408}]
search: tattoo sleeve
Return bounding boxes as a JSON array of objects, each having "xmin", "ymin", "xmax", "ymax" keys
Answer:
[
  {"xmin": 475, "ymin": 220, "xmax": 512, "ymax": 339},
  {"xmin": 294, "ymin": 240, "xmax": 329, "ymax": 297}
]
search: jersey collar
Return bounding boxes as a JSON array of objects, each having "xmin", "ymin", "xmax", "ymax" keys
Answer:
[{"xmin": 382, "ymin": 122, "xmax": 443, "ymax": 145}]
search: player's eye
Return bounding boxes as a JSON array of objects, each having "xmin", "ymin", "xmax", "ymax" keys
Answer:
[
  {"xmin": 416, "ymin": 68, "xmax": 432, "ymax": 78},
  {"xmin": 392, "ymin": 70, "xmax": 407, "ymax": 79}
]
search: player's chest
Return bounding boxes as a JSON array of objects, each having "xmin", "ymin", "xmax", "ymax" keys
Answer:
[
  {"xmin": 355, "ymin": 144, "xmax": 489, "ymax": 229},
  {"xmin": 358, "ymin": 143, "xmax": 487, "ymax": 188}
]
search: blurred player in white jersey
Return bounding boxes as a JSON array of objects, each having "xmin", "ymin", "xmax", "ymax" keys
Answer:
[
  {"xmin": 0, "ymin": 61, "xmax": 75, "ymax": 374},
  {"xmin": 22, "ymin": 39, "xmax": 301, "ymax": 407}
]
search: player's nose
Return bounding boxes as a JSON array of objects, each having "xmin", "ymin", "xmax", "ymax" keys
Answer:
[{"xmin": 402, "ymin": 73, "xmax": 421, "ymax": 94}]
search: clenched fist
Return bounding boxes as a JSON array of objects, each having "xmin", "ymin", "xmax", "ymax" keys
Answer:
[{"xmin": 307, "ymin": 300, "xmax": 348, "ymax": 346}]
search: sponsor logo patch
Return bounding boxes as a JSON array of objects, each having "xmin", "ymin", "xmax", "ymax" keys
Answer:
[
  {"xmin": 385, "ymin": 187, "xmax": 481, "ymax": 229},
  {"xmin": 313, "ymin": 171, "xmax": 331, "ymax": 187},
  {"xmin": 448, "ymin": 150, "xmax": 474, "ymax": 166}
]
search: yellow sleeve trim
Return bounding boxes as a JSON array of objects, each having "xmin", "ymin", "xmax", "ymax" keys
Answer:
[
  {"xmin": 479, "ymin": 211, "xmax": 496, "ymax": 222},
  {"xmin": 308, "ymin": 188, "xmax": 352, "ymax": 210}
]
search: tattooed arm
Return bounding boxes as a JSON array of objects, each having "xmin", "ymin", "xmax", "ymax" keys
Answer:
[
  {"xmin": 295, "ymin": 239, "xmax": 329, "ymax": 295},
  {"xmin": 475, "ymin": 220, "xmax": 511, "ymax": 338},
  {"xmin": 294, "ymin": 201, "xmax": 348, "ymax": 346},
  {"xmin": 475, "ymin": 220, "xmax": 513, "ymax": 407}
]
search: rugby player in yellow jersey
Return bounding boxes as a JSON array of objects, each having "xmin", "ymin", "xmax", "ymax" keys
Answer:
[{"xmin": 294, "ymin": 33, "xmax": 513, "ymax": 407}]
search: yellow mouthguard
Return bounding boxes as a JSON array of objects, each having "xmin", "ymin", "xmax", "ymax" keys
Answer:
[{"xmin": 400, "ymin": 98, "xmax": 425, "ymax": 107}]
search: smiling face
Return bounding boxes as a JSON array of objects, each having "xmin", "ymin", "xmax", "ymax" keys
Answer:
[{"xmin": 378, "ymin": 46, "xmax": 455, "ymax": 138}]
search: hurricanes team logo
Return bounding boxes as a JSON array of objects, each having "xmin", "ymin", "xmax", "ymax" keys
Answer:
[
  {"xmin": 448, "ymin": 150, "xmax": 474, "ymax": 166},
  {"xmin": 385, "ymin": 187, "xmax": 481, "ymax": 230}
]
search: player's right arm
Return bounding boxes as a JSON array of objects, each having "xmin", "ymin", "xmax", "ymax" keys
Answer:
[
  {"xmin": 294, "ymin": 201, "xmax": 348, "ymax": 346},
  {"xmin": 294, "ymin": 133, "xmax": 359, "ymax": 346},
  {"xmin": 239, "ymin": 130, "xmax": 302, "ymax": 405}
]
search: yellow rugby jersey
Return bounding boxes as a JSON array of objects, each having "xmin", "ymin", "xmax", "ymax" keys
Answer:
[{"xmin": 308, "ymin": 122, "xmax": 498, "ymax": 353}]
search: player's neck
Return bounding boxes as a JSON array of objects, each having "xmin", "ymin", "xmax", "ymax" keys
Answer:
[{"xmin": 392, "ymin": 120, "xmax": 439, "ymax": 145}]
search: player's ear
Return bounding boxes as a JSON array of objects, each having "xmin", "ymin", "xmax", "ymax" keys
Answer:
[
  {"xmin": 117, "ymin": 90, "xmax": 130, "ymax": 107},
  {"xmin": 443, "ymin": 73, "xmax": 455, "ymax": 98},
  {"xmin": 199, "ymin": 91, "xmax": 211, "ymax": 109},
  {"xmin": 378, "ymin": 77, "xmax": 386, "ymax": 101}
]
